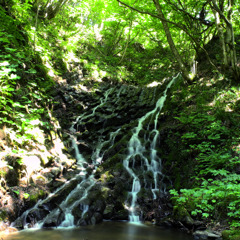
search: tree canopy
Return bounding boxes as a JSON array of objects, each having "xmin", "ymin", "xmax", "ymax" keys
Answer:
[{"xmin": 2, "ymin": 0, "xmax": 240, "ymax": 85}]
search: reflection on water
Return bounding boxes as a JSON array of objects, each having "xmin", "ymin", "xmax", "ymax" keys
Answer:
[{"xmin": 2, "ymin": 221, "xmax": 193, "ymax": 240}]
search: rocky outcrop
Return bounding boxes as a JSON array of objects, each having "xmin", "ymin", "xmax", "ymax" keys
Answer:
[
  {"xmin": 46, "ymin": 79, "xmax": 177, "ymax": 226},
  {"xmin": 1, "ymin": 75, "xmax": 181, "ymax": 230},
  {"xmin": 193, "ymin": 230, "xmax": 222, "ymax": 240}
]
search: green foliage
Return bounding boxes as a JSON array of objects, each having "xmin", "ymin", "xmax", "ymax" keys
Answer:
[
  {"xmin": 0, "ymin": 210, "xmax": 7, "ymax": 221},
  {"xmin": 23, "ymin": 192, "xmax": 30, "ymax": 199},
  {"xmin": 0, "ymin": 5, "xmax": 54, "ymax": 152},
  {"xmin": 175, "ymin": 111, "xmax": 239, "ymax": 174},
  {"xmin": 170, "ymin": 173, "xmax": 240, "ymax": 222},
  {"xmin": 222, "ymin": 230, "xmax": 240, "ymax": 240},
  {"xmin": 171, "ymin": 90, "xmax": 240, "ymax": 228},
  {"xmin": 13, "ymin": 190, "xmax": 20, "ymax": 196}
]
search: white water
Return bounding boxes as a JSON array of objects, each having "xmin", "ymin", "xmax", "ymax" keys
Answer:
[
  {"xmin": 81, "ymin": 204, "xmax": 89, "ymax": 218},
  {"xmin": 55, "ymin": 88, "xmax": 115, "ymax": 227},
  {"xmin": 13, "ymin": 173, "xmax": 82, "ymax": 229},
  {"xmin": 14, "ymin": 88, "xmax": 115, "ymax": 229},
  {"xmin": 58, "ymin": 176, "xmax": 96, "ymax": 227},
  {"xmin": 92, "ymin": 128, "xmax": 121, "ymax": 164},
  {"xmin": 15, "ymin": 75, "xmax": 179, "ymax": 228},
  {"xmin": 123, "ymin": 75, "xmax": 178, "ymax": 223}
]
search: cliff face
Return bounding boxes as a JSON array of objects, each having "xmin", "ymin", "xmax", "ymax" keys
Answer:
[
  {"xmin": 47, "ymin": 77, "xmax": 176, "ymax": 226},
  {"xmin": 3, "ymin": 72, "xmax": 182, "ymax": 229}
]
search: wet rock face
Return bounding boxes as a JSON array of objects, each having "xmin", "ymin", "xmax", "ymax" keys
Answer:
[
  {"xmin": 54, "ymin": 82, "xmax": 165, "ymax": 131},
  {"xmin": 50, "ymin": 80, "xmax": 173, "ymax": 224},
  {"xmin": 9, "ymin": 79, "xmax": 175, "ymax": 229},
  {"xmin": 193, "ymin": 230, "xmax": 222, "ymax": 240}
]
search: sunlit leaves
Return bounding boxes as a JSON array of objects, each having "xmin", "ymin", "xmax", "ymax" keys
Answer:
[
  {"xmin": 0, "ymin": 4, "xmax": 55, "ymax": 151},
  {"xmin": 171, "ymin": 96, "xmax": 240, "ymax": 227},
  {"xmin": 171, "ymin": 174, "xmax": 240, "ymax": 223}
]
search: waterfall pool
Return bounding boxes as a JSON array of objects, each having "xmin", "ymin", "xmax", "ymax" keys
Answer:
[{"xmin": 2, "ymin": 221, "xmax": 193, "ymax": 240}]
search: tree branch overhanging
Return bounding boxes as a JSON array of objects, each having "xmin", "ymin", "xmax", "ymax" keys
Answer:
[
  {"xmin": 165, "ymin": 0, "xmax": 213, "ymax": 27},
  {"xmin": 116, "ymin": 0, "xmax": 188, "ymax": 32},
  {"xmin": 207, "ymin": 0, "xmax": 231, "ymax": 26}
]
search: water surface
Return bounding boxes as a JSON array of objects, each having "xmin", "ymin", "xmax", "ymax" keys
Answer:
[{"xmin": 2, "ymin": 222, "xmax": 193, "ymax": 240}]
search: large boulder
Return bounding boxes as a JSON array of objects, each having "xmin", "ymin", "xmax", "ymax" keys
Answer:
[{"xmin": 193, "ymin": 230, "xmax": 222, "ymax": 240}]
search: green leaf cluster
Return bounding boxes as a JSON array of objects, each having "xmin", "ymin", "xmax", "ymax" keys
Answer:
[
  {"xmin": 171, "ymin": 100, "xmax": 240, "ymax": 228},
  {"xmin": 0, "ymin": 5, "xmax": 54, "ymax": 151},
  {"xmin": 170, "ymin": 172, "xmax": 240, "ymax": 227}
]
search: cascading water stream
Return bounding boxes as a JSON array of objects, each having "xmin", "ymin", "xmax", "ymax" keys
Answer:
[
  {"xmin": 55, "ymin": 88, "xmax": 115, "ymax": 227},
  {"xmin": 92, "ymin": 128, "xmax": 121, "ymax": 164},
  {"xmin": 58, "ymin": 176, "xmax": 96, "ymax": 228},
  {"xmin": 13, "ymin": 172, "xmax": 83, "ymax": 229},
  {"xmin": 14, "ymin": 74, "xmax": 179, "ymax": 229},
  {"xmin": 73, "ymin": 88, "xmax": 114, "ymax": 130},
  {"xmin": 123, "ymin": 74, "xmax": 179, "ymax": 223},
  {"xmin": 14, "ymin": 87, "xmax": 116, "ymax": 229}
]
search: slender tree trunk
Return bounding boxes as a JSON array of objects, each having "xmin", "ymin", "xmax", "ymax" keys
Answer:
[
  {"xmin": 33, "ymin": 0, "xmax": 40, "ymax": 55},
  {"xmin": 118, "ymin": 20, "xmax": 132, "ymax": 64},
  {"xmin": 214, "ymin": 10, "xmax": 228, "ymax": 70},
  {"xmin": 152, "ymin": 0, "xmax": 191, "ymax": 82},
  {"xmin": 46, "ymin": 0, "xmax": 69, "ymax": 20},
  {"xmin": 210, "ymin": 0, "xmax": 239, "ymax": 78},
  {"xmin": 225, "ymin": 5, "xmax": 239, "ymax": 77}
]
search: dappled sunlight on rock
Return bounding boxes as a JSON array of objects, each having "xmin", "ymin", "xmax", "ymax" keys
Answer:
[
  {"xmin": 22, "ymin": 156, "xmax": 42, "ymax": 176},
  {"xmin": 147, "ymin": 81, "xmax": 161, "ymax": 87}
]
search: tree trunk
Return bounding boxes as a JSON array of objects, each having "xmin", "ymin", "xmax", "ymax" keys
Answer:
[
  {"xmin": 45, "ymin": 0, "xmax": 69, "ymax": 20},
  {"xmin": 225, "ymin": 21, "xmax": 239, "ymax": 78},
  {"xmin": 214, "ymin": 11, "xmax": 228, "ymax": 70},
  {"xmin": 152, "ymin": 0, "xmax": 191, "ymax": 82},
  {"xmin": 118, "ymin": 20, "xmax": 132, "ymax": 64},
  {"xmin": 210, "ymin": 0, "xmax": 239, "ymax": 78}
]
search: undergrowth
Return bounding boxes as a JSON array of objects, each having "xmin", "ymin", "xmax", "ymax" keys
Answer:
[
  {"xmin": 0, "ymin": 5, "xmax": 54, "ymax": 152},
  {"xmin": 169, "ymin": 81, "xmax": 240, "ymax": 230}
]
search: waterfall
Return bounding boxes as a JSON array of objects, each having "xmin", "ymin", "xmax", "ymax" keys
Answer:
[
  {"xmin": 13, "ymin": 74, "xmax": 179, "ymax": 229},
  {"xmin": 54, "ymin": 88, "xmax": 115, "ymax": 227},
  {"xmin": 13, "ymin": 88, "xmax": 115, "ymax": 229},
  {"xmin": 123, "ymin": 74, "xmax": 178, "ymax": 223},
  {"xmin": 57, "ymin": 176, "xmax": 96, "ymax": 228},
  {"xmin": 92, "ymin": 128, "xmax": 121, "ymax": 164}
]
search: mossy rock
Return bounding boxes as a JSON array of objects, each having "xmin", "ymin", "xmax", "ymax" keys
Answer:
[
  {"xmin": 102, "ymin": 153, "xmax": 125, "ymax": 169},
  {"xmin": 112, "ymin": 209, "xmax": 129, "ymax": 221},
  {"xmin": 101, "ymin": 187, "xmax": 111, "ymax": 199},
  {"xmin": 173, "ymin": 206, "xmax": 194, "ymax": 226},
  {"xmin": 40, "ymin": 155, "xmax": 54, "ymax": 167},
  {"xmin": 0, "ymin": 210, "xmax": 7, "ymax": 221},
  {"xmin": 114, "ymin": 163, "xmax": 124, "ymax": 171},
  {"xmin": 29, "ymin": 189, "xmax": 45, "ymax": 203},
  {"xmin": 222, "ymin": 230, "xmax": 240, "ymax": 240},
  {"xmin": 137, "ymin": 188, "xmax": 152, "ymax": 199},
  {"xmin": 99, "ymin": 171, "xmax": 114, "ymax": 183}
]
